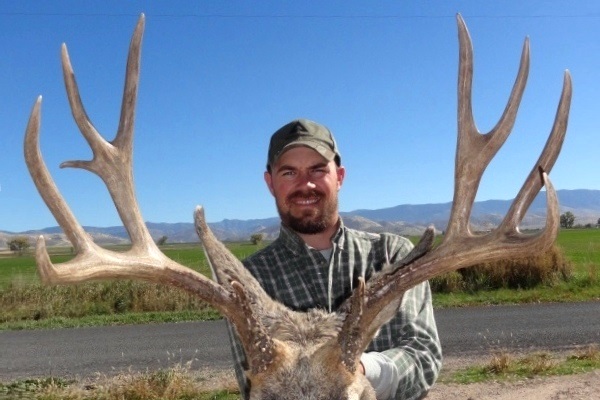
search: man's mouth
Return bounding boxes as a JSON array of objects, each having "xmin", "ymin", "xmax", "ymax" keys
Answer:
[
  {"xmin": 292, "ymin": 196, "xmax": 319, "ymax": 206},
  {"xmin": 288, "ymin": 191, "xmax": 322, "ymax": 207}
]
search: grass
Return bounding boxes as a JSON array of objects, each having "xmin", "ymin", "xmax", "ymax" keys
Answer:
[
  {"xmin": 557, "ymin": 228, "xmax": 600, "ymax": 266},
  {"xmin": 431, "ymin": 228, "xmax": 600, "ymax": 307},
  {"xmin": 443, "ymin": 344, "xmax": 600, "ymax": 384},
  {"xmin": 0, "ymin": 365, "xmax": 242, "ymax": 399},
  {"xmin": 0, "ymin": 252, "xmax": 70, "ymax": 288},
  {"xmin": 0, "ymin": 310, "xmax": 221, "ymax": 331}
]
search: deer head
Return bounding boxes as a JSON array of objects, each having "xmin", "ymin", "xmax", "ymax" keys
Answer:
[{"xmin": 24, "ymin": 13, "xmax": 570, "ymax": 400}]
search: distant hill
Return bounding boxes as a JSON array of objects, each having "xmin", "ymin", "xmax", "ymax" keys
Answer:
[
  {"xmin": 346, "ymin": 189, "xmax": 600, "ymax": 230},
  {"xmin": 1, "ymin": 189, "xmax": 599, "ymax": 249}
]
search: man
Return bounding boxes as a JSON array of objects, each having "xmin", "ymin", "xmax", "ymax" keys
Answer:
[{"xmin": 228, "ymin": 119, "xmax": 442, "ymax": 400}]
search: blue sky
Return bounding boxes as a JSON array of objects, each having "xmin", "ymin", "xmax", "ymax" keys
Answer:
[{"xmin": 1, "ymin": 1, "xmax": 599, "ymax": 232}]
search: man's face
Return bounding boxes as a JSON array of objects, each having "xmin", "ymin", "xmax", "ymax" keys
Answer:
[{"xmin": 265, "ymin": 146, "xmax": 345, "ymax": 235}]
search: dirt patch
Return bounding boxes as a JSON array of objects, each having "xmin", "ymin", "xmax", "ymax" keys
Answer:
[
  {"xmin": 426, "ymin": 370, "xmax": 599, "ymax": 400},
  {"xmin": 426, "ymin": 354, "xmax": 600, "ymax": 400}
]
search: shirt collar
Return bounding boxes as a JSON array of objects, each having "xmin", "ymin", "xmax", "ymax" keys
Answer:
[{"xmin": 278, "ymin": 218, "xmax": 347, "ymax": 255}]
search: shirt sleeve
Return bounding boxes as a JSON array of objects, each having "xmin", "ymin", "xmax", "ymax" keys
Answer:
[{"xmin": 379, "ymin": 281, "xmax": 442, "ymax": 400}]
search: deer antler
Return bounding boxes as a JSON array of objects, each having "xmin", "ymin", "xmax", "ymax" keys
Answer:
[
  {"xmin": 23, "ymin": 14, "xmax": 280, "ymax": 375},
  {"xmin": 338, "ymin": 14, "xmax": 571, "ymax": 367}
]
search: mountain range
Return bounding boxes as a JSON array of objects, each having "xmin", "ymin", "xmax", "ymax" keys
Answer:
[{"xmin": 2, "ymin": 189, "xmax": 599, "ymax": 249}]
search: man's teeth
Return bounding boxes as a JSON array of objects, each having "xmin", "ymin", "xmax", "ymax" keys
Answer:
[{"xmin": 295, "ymin": 197, "xmax": 318, "ymax": 205}]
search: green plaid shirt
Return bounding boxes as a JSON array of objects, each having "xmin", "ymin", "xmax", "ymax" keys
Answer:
[{"xmin": 227, "ymin": 221, "xmax": 442, "ymax": 400}]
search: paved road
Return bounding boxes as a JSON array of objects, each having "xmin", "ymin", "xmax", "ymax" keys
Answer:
[{"xmin": 1, "ymin": 301, "xmax": 598, "ymax": 381}]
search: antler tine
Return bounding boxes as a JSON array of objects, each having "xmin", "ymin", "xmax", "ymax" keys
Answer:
[
  {"xmin": 499, "ymin": 71, "xmax": 572, "ymax": 232},
  {"xmin": 338, "ymin": 278, "xmax": 366, "ymax": 373},
  {"xmin": 59, "ymin": 14, "xmax": 151, "ymax": 250},
  {"xmin": 113, "ymin": 14, "xmax": 144, "ymax": 152},
  {"xmin": 194, "ymin": 206, "xmax": 280, "ymax": 301},
  {"xmin": 448, "ymin": 14, "xmax": 529, "ymax": 239},
  {"xmin": 24, "ymin": 97, "xmax": 96, "ymax": 258},
  {"xmin": 61, "ymin": 14, "xmax": 143, "ymax": 158},
  {"xmin": 60, "ymin": 44, "xmax": 100, "ymax": 157}
]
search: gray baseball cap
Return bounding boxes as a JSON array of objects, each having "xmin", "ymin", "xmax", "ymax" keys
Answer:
[{"xmin": 267, "ymin": 119, "xmax": 341, "ymax": 170}]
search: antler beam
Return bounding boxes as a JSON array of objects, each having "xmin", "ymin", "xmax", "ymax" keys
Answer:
[
  {"xmin": 23, "ymin": 14, "xmax": 281, "ymax": 375},
  {"xmin": 338, "ymin": 14, "xmax": 572, "ymax": 362}
]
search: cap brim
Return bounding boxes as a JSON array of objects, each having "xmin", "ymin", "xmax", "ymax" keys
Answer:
[{"xmin": 280, "ymin": 140, "xmax": 336, "ymax": 162}]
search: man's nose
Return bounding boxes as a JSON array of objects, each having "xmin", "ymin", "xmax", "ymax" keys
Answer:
[
  {"xmin": 297, "ymin": 172, "xmax": 317, "ymax": 189},
  {"xmin": 305, "ymin": 180, "xmax": 316, "ymax": 189}
]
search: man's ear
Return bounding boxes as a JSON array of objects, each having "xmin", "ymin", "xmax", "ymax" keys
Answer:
[
  {"xmin": 264, "ymin": 171, "xmax": 275, "ymax": 196},
  {"xmin": 337, "ymin": 166, "xmax": 346, "ymax": 190}
]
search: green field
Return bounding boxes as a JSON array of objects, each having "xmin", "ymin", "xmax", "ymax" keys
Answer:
[
  {"xmin": 2, "ymin": 229, "xmax": 599, "ymax": 285},
  {"xmin": 0, "ymin": 251, "xmax": 72, "ymax": 288},
  {"xmin": 556, "ymin": 228, "xmax": 600, "ymax": 267},
  {"xmin": 1, "ymin": 229, "xmax": 598, "ymax": 329}
]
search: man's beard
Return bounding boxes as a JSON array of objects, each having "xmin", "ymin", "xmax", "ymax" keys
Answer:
[{"xmin": 277, "ymin": 190, "xmax": 338, "ymax": 235}]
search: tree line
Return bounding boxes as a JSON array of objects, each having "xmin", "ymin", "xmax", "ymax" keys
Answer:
[{"xmin": 559, "ymin": 211, "xmax": 600, "ymax": 229}]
